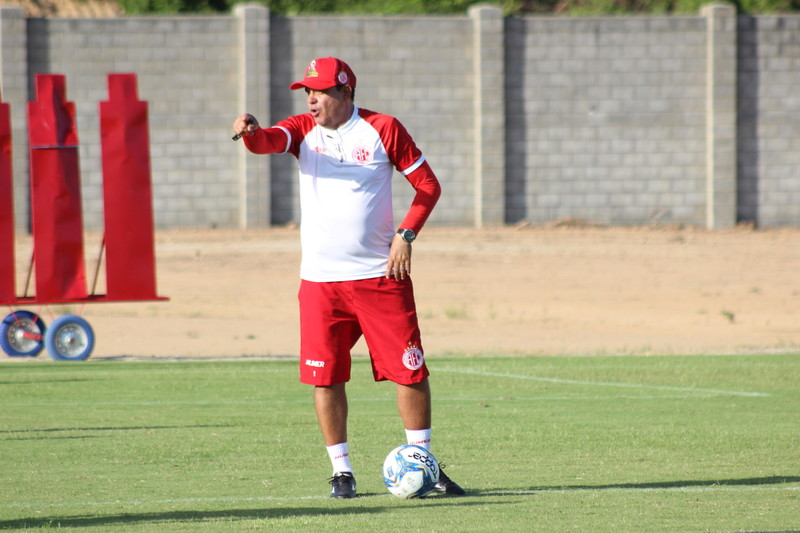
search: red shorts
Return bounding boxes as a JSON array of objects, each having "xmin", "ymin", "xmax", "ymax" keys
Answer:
[{"xmin": 298, "ymin": 276, "xmax": 429, "ymax": 386}]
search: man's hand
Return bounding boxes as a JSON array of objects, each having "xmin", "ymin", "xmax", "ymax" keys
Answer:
[
  {"xmin": 386, "ymin": 233, "xmax": 412, "ymax": 280},
  {"xmin": 232, "ymin": 113, "xmax": 259, "ymax": 140}
]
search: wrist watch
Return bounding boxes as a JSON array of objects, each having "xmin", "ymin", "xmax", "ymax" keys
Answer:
[{"xmin": 397, "ymin": 228, "xmax": 416, "ymax": 243}]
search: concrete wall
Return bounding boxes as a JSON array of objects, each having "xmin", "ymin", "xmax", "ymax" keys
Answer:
[
  {"xmin": 24, "ymin": 15, "xmax": 241, "ymax": 229},
  {"xmin": 506, "ymin": 14, "xmax": 709, "ymax": 226},
  {"xmin": 737, "ymin": 14, "xmax": 800, "ymax": 226},
  {"xmin": 265, "ymin": 11, "xmax": 478, "ymax": 227},
  {"xmin": 1, "ymin": 4, "xmax": 799, "ymax": 230}
]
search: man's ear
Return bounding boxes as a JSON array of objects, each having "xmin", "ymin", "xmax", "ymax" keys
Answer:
[{"xmin": 333, "ymin": 84, "xmax": 354, "ymax": 102}]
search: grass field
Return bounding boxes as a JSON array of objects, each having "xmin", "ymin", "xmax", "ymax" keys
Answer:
[{"xmin": 0, "ymin": 354, "xmax": 798, "ymax": 532}]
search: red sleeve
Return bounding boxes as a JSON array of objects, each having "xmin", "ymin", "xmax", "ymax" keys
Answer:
[
  {"xmin": 399, "ymin": 160, "xmax": 441, "ymax": 234},
  {"xmin": 242, "ymin": 114, "xmax": 315, "ymax": 157},
  {"xmin": 361, "ymin": 110, "xmax": 422, "ymax": 174},
  {"xmin": 360, "ymin": 110, "xmax": 440, "ymax": 233},
  {"xmin": 242, "ymin": 127, "xmax": 290, "ymax": 154}
]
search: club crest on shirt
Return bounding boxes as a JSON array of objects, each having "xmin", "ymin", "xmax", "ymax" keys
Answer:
[
  {"xmin": 402, "ymin": 344, "xmax": 424, "ymax": 370},
  {"xmin": 352, "ymin": 145, "xmax": 372, "ymax": 164}
]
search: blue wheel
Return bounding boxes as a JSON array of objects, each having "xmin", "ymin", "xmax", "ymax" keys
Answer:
[
  {"xmin": 45, "ymin": 314, "xmax": 95, "ymax": 361},
  {"xmin": 1, "ymin": 311, "xmax": 46, "ymax": 357}
]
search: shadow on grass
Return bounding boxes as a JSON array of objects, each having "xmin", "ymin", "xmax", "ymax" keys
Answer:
[
  {"xmin": 0, "ymin": 377, "xmax": 99, "ymax": 385},
  {"xmin": 0, "ymin": 424, "xmax": 236, "ymax": 433},
  {"xmin": 472, "ymin": 475, "xmax": 800, "ymax": 496},
  {"xmin": 0, "ymin": 500, "xmax": 503, "ymax": 529},
  {"xmin": 0, "ymin": 423, "xmax": 235, "ymax": 441},
  {"xmin": 530, "ymin": 475, "xmax": 800, "ymax": 492},
  {"xmin": 0, "ymin": 507, "xmax": 372, "ymax": 529}
]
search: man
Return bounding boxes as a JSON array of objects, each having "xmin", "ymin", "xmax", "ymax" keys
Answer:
[{"xmin": 232, "ymin": 57, "xmax": 465, "ymax": 499}]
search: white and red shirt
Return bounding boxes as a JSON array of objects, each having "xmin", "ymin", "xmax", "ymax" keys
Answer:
[{"xmin": 243, "ymin": 107, "xmax": 441, "ymax": 282}]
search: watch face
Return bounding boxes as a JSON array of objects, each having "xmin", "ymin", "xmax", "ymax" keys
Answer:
[{"xmin": 400, "ymin": 229, "xmax": 416, "ymax": 243}]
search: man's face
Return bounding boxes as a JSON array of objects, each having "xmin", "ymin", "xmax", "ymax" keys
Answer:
[{"xmin": 305, "ymin": 86, "xmax": 352, "ymax": 129}]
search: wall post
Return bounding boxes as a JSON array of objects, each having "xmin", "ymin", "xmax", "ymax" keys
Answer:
[
  {"xmin": 0, "ymin": 7, "xmax": 28, "ymax": 231},
  {"xmin": 235, "ymin": 4, "xmax": 270, "ymax": 228},
  {"xmin": 469, "ymin": 4, "xmax": 505, "ymax": 228},
  {"xmin": 702, "ymin": 2, "xmax": 737, "ymax": 229}
]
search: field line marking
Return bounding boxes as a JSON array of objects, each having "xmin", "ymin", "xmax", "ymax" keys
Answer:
[{"xmin": 436, "ymin": 367, "xmax": 771, "ymax": 397}]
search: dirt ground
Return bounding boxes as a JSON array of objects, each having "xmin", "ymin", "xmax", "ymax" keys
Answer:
[{"xmin": 6, "ymin": 223, "xmax": 800, "ymax": 361}]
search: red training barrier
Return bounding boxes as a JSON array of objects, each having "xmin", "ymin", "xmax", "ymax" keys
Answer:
[
  {"xmin": 28, "ymin": 74, "xmax": 88, "ymax": 302},
  {"xmin": 99, "ymin": 73, "xmax": 160, "ymax": 300},
  {"xmin": 0, "ymin": 90, "xmax": 14, "ymax": 302}
]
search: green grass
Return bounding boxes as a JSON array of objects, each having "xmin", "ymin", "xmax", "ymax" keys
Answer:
[{"xmin": 0, "ymin": 354, "xmax": 798, "ymax": 532}]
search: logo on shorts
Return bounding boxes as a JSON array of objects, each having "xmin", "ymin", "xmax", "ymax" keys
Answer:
[
  {"xmin": 305, "ymin": 359, "xmax": 325, "ymax": 368},
  {"xmin": 402, "ymin": 344, "xmax": 424, "ymax": 370}
]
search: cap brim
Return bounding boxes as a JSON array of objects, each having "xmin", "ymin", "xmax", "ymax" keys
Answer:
[{"xmin": 289, "ymin": 79, "xmax": 336, "ymax": 91}]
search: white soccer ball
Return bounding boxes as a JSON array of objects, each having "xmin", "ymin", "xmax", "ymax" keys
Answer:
[{"xmin": 382, "ymin": 444, "xmax": 440, "ymax": 499}]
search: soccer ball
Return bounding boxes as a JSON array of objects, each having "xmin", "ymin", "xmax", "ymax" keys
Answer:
[{"xmin": 382, "ymin": 444, "xmax": 440, "ymax": 499}]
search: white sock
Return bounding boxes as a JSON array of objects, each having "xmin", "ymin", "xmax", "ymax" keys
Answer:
[
  {"xmin": 405, "ymin": 428, "xmax": 432, "ymax": 451},
  {"xmin": 326, "ymin": 442, "xmax": 352, "ymax": 474}
]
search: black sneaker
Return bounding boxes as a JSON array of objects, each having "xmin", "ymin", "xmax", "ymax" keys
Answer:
[
  {"xmin": 329, "ymin": 472, "xmax": 357, "ymax": 498},
  {"xmin": 434, "ymin": 467, "xmax": 466, "ymax": 496}
]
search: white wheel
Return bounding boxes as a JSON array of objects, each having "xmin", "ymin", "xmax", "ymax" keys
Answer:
[{"xmin": 45, "ymin": 315, "xmax": 95, "ymax": 361}]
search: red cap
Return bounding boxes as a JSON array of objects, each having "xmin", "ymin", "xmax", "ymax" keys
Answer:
[{"xmin": 289, "ymin": 57, "xmax": 357, "ymax": 91}]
